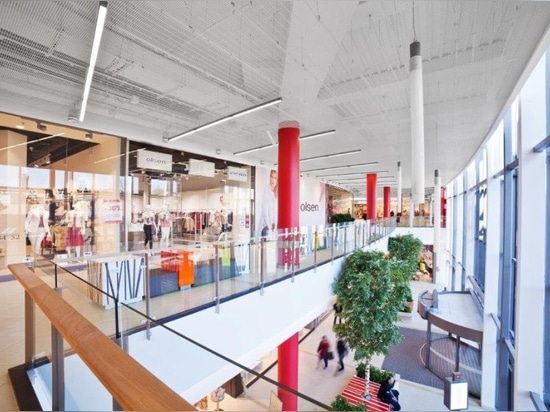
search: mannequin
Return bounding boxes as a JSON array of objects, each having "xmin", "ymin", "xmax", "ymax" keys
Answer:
[
  {"xmin": 25, "ymin": 204, "xmax": 50, "ymax": 255},
  {"xmin": 158, "ymin": 204, "xmax": 172, "ymax": 247},
  {"xmin": 142, "ymin": 205, "xmax": 157, "ymax": 249},
  {"xmin": 65, "ymin": 201, "xmax": 86, "ymax": 258}
]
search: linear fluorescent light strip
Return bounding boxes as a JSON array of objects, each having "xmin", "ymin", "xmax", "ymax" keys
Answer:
[
  {"xmin": 79, "ymin": 1, "xmax": 108, "ymax": 122},
  {"xmin": 0, "ymin": 133, "xmax": 64, "ymax": 152},
  {"xmin": 233, "ymin": 128, "xmax": 335, "ymax": 156},
  {"xmin": 167, "ymin": 97, "xmax": 282, "ymax": 143},
  {"xmin": 299, "ymin": 129, "xmax": 335, "ymax": 141},
  {"xmin": 320, "ymin": 170, "xmax": 389, "ymax": 178},
  {"xmin": 234, "ymin": 143, "xmax": 275, "ymax": 156},
  {"xmin": 300, "ymin": 149, "xmax": 361, "ymax": 163},
  {"xmin": 303, "ymin": 161, "xmax": 378, "ymax": 173},
  {"xmin": 94, "ymin": 148, "xmax": 145, "ymax": 164}
]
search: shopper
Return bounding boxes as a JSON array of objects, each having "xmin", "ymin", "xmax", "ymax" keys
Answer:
[
  {"xmin": 333, "ymin": 301, "xmax": 343, "ymax": 325},
  {"xmin": 317, "ymin": 335, "xmax": 331, "ymax": 369},
  {"xmin": 377, "ymin": 376, "xmax": 401, "ymax": 411},
  {"xmin": 335, "ymin": 336, "xmax": 347, "ymax": 372}
]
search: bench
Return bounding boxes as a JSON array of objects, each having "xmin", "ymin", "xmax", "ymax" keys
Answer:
[{"xmin": 340, "ymin": 376, "xmax": 391, "ymax": 411}]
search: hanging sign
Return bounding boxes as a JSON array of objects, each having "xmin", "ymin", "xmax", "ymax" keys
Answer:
[
  {"xmin": 188, "ymin": 159, "xmax": 215, "ymax": 177},
  {"xmin": 227, "ymin": 166, "xmax": 248, "ymax": 182},
  {"xmin": 137, "ymin": 150, "xmax": 173, "ymax": 172}
]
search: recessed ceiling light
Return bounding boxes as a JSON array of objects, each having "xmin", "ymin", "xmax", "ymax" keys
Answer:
[{"xmin": 15, "ymin": 123, "xmax": 25, "ymax": 130}]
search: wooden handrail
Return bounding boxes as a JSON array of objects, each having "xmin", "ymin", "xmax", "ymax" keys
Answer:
[{"xmin": 9, "ymin": 263, "xmax": 195, "ymax": 411}]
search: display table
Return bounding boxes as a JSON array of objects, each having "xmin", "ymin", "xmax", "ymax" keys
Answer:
[{"xmin": 87, "ymin": 254, "xmax": 145, "ymax": 309}]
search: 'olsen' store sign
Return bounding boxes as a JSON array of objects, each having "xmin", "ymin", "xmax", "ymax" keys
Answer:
[{"xmin": 137, "ymin": 150, "xmax": 173, "ymax": 172}]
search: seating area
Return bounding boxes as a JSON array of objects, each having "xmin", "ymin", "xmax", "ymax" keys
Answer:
[{"xmin": 341, "ymin": 376, "xmax": 392, "ymax": 411}]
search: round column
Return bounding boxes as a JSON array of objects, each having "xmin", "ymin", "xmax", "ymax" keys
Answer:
[
  {"xmin": 366, "ymin": 173, "xmax": 377, "ymax": 220},
  {"xmin": 276, "ymin": 120, "xmax": 300, "ymax": 411},
  {"xmin": 383, "ymin": 186, "xmax": 391, "ymax": 217}
]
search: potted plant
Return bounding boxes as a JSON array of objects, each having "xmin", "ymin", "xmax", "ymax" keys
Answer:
[
  {"xmin": 330, "ymin": 395, "xmax": 367, "ymax": 411},
  {"xmin": 333, "ymin": 249, "xmax": 409, "ymax": 399}
]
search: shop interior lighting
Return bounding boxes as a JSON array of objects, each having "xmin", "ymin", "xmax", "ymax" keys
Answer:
[
  {"xmin": 165, "ymin": 97, "xmax": 282, "ymax": 143},
  {"xmin": 300, "ymin": 149, "xmax": 361, "ymax": 163},
  {"xmin": 15, "ymin": 123, "xmax": 25, "ymax": 130},
  {"xmin": 79, "ymin": 1, "xmax": 108, "ymax": 122},
  {"xmin": 94, "ymin": 147, "xmax": 145, "ymax": 164},
  {"xmin": 234, "ymin": 129, "xmax": 336, "ymax": 156},
  {"xmin": 303, "ymin": 161, "xmax": 378, "ymax": 173},
  {"xmin": 0, "ymin": 133, "xmax": 64, "ymax": 152}
]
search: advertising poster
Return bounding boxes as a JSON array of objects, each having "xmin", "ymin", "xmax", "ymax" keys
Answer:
[{"xmin": 102, "ymin": 199, "xmax": 123, "ymax": 224}]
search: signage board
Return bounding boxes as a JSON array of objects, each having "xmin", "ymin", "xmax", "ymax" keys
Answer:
[
  {"xmin": 189, "ymin": 159, "xmax": 215, "ymax": 177},
  {"xmin": 227, "ymin": 166, "xmax": 248, "ymax": 182},
  {"xmin": 137, "ymin": 150, "xmax": 173, "ymax": 172}
]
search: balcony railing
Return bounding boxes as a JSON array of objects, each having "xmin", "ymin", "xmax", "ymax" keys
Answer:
[{"xmin": 9, "ymin": 219, "xmax": 396, "ymax": 411}]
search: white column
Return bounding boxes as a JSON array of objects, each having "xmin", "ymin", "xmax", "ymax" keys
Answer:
[
  {"xmin": 410, "ymin": 40, "xmax": 425, "ymax": 205},
  {"xmin": 397, "ymin": 161, "xmax": 402, "ymax": 214},
  {"xmin": 433, "ymin": 170, "xmax": 441, "ymax": 284}
]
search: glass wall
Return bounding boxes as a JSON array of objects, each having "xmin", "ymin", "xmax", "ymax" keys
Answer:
[{"xmin": 445, "ymin": 46, "xmax": 550, "ymax": 410}]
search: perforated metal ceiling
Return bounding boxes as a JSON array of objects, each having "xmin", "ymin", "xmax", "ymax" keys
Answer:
[{"xmin": 1, "ymin": 1, "xmax": 549, "ymax": 197}]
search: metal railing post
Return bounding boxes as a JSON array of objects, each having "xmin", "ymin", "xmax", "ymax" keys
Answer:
[
  {"xmin": 144, "ymin": 252, "xmax": 151, "ymax": 340},
  {"xmin": 314, "ymin": 229, "xmax": 318, "ymax": 270},
  {"xmin": 51, "ymin": 325, "xmax": 65, "ymax": 411},
  {"xmin": 24, "ymin": 291, "xmax": 35, "ymax": 365},
  {"xmin": 330, "ymin": 225, "xmax": 335, "ymax": 262},
  {"xmin": 260, "ymin": 238, "xmax": 265, "ymax": 295},
  {"xmin": 214, "ymin": 244, "xmax": 220, "ymax": 312}
]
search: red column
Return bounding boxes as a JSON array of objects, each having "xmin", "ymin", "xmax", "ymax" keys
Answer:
[
  {"xmin": 366, "ymin": 173, "xmax": 377, "ymax": 220},
  {"xmin": 278, "ymin": 333, "xmax": 299, "ymax": 410},
  {"xmin": 383, "ymin": 186, "xmax": 391, "ymax": 217},
  {"xmin": 276, "ymin": 120, "xmax": 300, "ymax": 411}
]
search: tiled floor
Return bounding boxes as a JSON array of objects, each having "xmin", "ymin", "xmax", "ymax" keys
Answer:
[{"xmin": 0, "ymin": 266, "xmax": 492, "ymax": 411}]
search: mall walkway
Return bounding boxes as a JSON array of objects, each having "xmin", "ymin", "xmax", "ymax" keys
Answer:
[{"xmin": 0, "ymin": 269, "xmax": 492, "ymax": 411}]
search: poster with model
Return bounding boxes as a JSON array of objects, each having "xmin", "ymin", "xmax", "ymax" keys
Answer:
[
  {"xmin": 255, "ymin": 167, "xmax": 326, "ymax": 238},
  {"xmin": 255, "ymin": 167, "xmax": 278, "ymax": 239}
]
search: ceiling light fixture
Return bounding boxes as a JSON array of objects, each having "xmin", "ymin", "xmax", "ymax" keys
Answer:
[
  {"xmin": 0, "ymin": 133, "xmax": 64, "ymax": 152},
  {"xmin": 299, "ymin": 129, "xmax": 335, "ymax": 141},
  {"xmin": 15, "ymin": 123, "xmax": 25, "ymax": 130},
  {"xmin": 234, "ymin": 128, "xmax": 335, "ymax": 156},
  {"xmin": 165, "ymin": 97, "xmax": 282, "ymax": 143},
  {"xmin": 36, "ymin": 122, "xmax": 47, "ymax": 131},
  {"xmin": 303, "ymin": 161, "xmax": 378, "ymax": 173},
  {"xmin": 79, "ymin": 1, "xmax": 108, "ymax": 122},
  {"xmin": 234, "ymin": 143, "xmax": 275, "ymax": 156},
  {"xmin": 94, "ymin": 147, "xmax": 145, "ymax": 164},
  {"xmin": 85, "ymin": 132, "xmax": 93, "ymax": 140},
  {"xmin": 319, "ymin": 171, "xmax": 389, "ymax": 178},
  {"xmin": 300, "ymin": 149, "xmax": 361, "ymax": 163}
]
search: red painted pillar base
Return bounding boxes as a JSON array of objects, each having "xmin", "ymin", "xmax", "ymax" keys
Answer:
[
  {"xmin": 277, "ymin": 121, "xmax": 300, "ymax": 270},
  {"xmin": 278, "ymin": 333, "xmax": 299, "ymax": 411},
  {"xmin": 383, "ymin": 186, "xmax": 391, "ymax": 217},
  {"xmin": 367, "ymin": 173, "xmax": 377, "ymax": 220}
]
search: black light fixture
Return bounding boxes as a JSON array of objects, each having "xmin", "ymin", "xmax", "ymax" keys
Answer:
[
  {"xmin": 36, "ymin": 122, "xmax": 47, "ymax": 131},
  {"xmin": 85, "ymin": 132, "xmax": 93, "ymax": 140}
]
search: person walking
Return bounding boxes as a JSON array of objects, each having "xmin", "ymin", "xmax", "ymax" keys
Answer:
[
  {"xmin": 317, "ymin": 335, "xmax": 331, "ymax": 369},
  {"xmin": 335, "ymin": 336, "xmax": 347, "ymax": 372}
]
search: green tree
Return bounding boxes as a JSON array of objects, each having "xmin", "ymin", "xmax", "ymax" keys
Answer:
[{"xmin": 333, "ymin": 249, "xmax": 409, "ymax": 398}]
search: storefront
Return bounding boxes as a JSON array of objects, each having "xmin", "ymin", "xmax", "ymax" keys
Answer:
[{"xmin": 0, "ymin": 113, "xmax": 255, "ymax": 269}]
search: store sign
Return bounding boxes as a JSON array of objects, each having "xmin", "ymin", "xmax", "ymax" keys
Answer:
[
  {"xmin": 227, "ymin": 166, "xmax": 248, "ymax": 182},
  {"xmin": 137, "ymin": 150, "xmax": 173, "ymax": 172},
  {"xmin": 103, "ymin": 199, "xmax": 123, "ymax": 223},
  {"xmin": 188, "ymin": 159, "xmax": 215, "ymax": 177}
]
